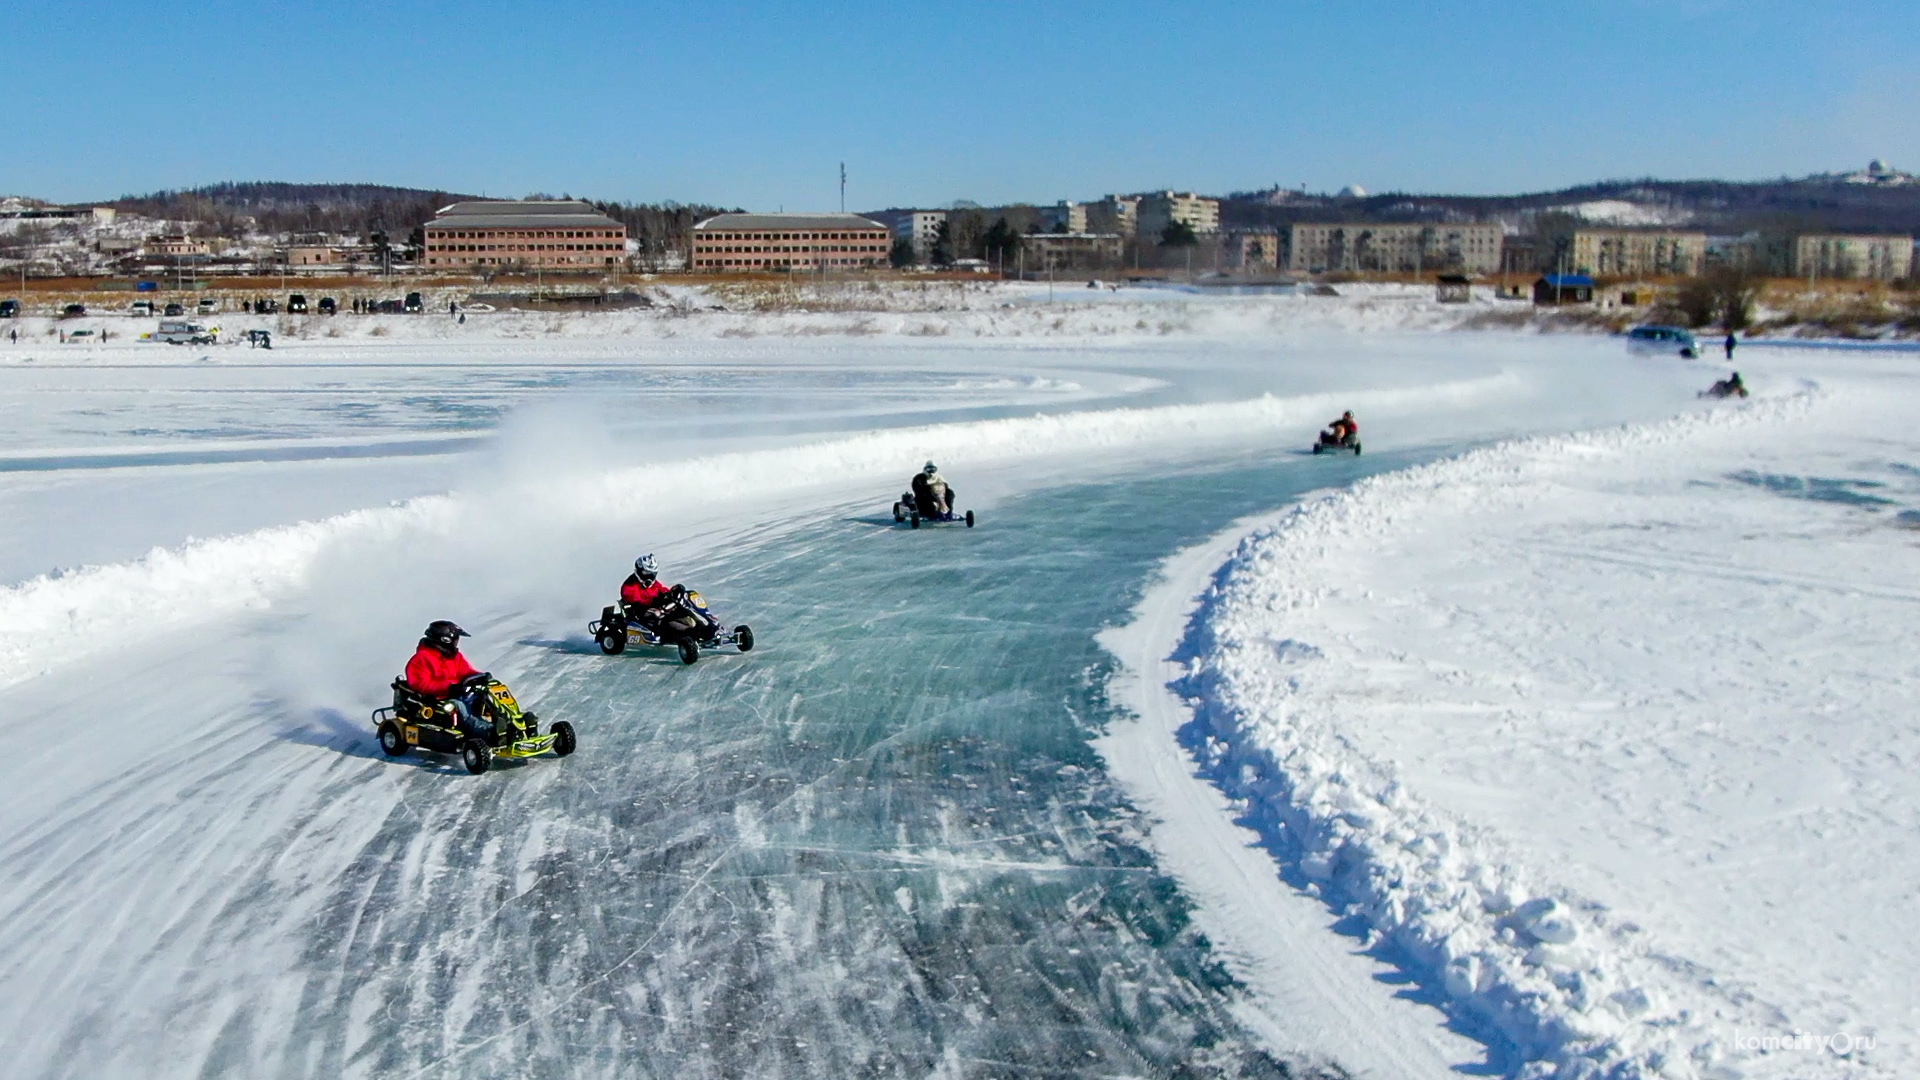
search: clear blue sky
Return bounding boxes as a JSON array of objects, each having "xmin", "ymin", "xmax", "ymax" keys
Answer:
[{"xmin": 6, "ymin": 0, "xmax": 1914, "ymax": 210}]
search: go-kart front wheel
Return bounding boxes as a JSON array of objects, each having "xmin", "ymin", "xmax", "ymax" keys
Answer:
[
  {"xmin": 734, "ymin": 625, "xmax": 755, "ymax": 652},
  {"xmin": 597, "ymin": 630, "xmax": 626, "ymax": 655},
  {"xmin": 377, "ymin": 720, "xmax": 408, "ymax": 757},
  {"xmin": 462, "ymin": 738, "xmax": 493, "ymax": 775},
  {"xmin": 909, "ymin": 513, "xmax": 920, "ymax": 529},
  {"xmin": 677, "ymin": 639, "xmax": 700, "ymax": 665},
  {"xmin": 550, "ymin": 721, "xmax": 576, "ymax": 757},
  {"xmin": 893, "ymin": 503, "xmax": 904, "ymax": 523},
  {"xmin": 965, "ymin": 510, "xmax": 975, "ymax": 528}
]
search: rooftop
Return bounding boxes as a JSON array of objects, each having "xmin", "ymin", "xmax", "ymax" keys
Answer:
[
  {"xmin": 425, "ymin": 200, "xmax": 623, "ymax": 231},
  {"xmin": 695, "ymin": 213, "xmax": 887, "ymax": 232}
]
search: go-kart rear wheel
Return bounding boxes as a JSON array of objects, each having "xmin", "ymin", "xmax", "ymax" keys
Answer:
[
  {"xmin": 965, "ymin": 510, "xmax": 975, "ymax": 527},
  {"xmin": 462, "ymin": 738, "xmax": 492, "ymax": 775},
  {"xmin": 550, "ymin": 721, "xmax": 576, "ymax": 757},
  {"xmin": 597, "ymin": 630, "xmax": 626, "ymax": 655},
  {"xmin": 734, "ymin": 625, "xmax": 754, "ymax": 652},
  {"xmin": 893, "ymin": 503, "xmax": 904, "ymax": 523},
  {"xmin": 677, "ymin": 639, "xmax": 700, "ymax": 665},
  {"xmin": 1352, "ymin": 443, "xmax": 1362, "ymax": 456},
  {"xmin": 377, "ymin": 720, "xmax": 408, "ymax": 757},
  {"xmin": 909, "ymin": 513, "xmax": 920, "ymax": 529}
]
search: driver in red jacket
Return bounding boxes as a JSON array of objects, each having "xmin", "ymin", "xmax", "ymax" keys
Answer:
[
  {"xmin": 405, "ymin": 620, "xmax": 492, "ymax": 737},
  {"xmin": 620, "ymin": 554, "xmax": 671, "ymax": 623}
]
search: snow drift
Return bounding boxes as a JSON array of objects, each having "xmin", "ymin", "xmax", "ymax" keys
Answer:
[{"xmin": 1170, "ymin": 389, "xmax": 1840, "ymax": 1080}]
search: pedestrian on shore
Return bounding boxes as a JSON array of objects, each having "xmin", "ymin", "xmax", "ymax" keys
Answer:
[{"xmin": 1724, "ymin": 332, "xmax": 1737, "ymax": 360}]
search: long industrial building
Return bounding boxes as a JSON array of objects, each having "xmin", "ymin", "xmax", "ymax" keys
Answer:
[
  {"xmin": 691, "ymin": 213, "xmax": 892, "ymax": 271},
  {"xmin": 422, "ymin": 200, "xmax": 628, "ymax": 271}
]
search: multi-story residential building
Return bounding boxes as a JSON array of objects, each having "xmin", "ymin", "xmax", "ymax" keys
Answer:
[
  {"xmin": 1223, "ymin": 230, "xmax": 1285, "ymax": 271},
  {"xmin": 1792, "ymin": 233, "xmax": 1913, "ymax": 280},
  {"xmin": 1287, "ymin": 223, "xmax": 1502, "ymax": 274},
  {"xmin": 1570, "ymin": 229, "xmax": 1705, "ymax": 277},
  {"xmin": 1039, "ymin": 201, "xmax": 1088, "ymax": 234},
  {"xmin": 890, "ymin": 210, "xmax": 947, "ymax": 263},
  {"xmin": 1086, "ymin": 196, "xmax": 1138, "ymax": 238},
  {"xmin": 1021, "ymin": 232, "xmax": 1124, "ymax": 270},
  {"xmin": 1135, "ymin": 191, "xmax": 1220, "ymax": 240},
  {"xmin": 147, "ymin": 235, "xmax": 214, "ymax": 257},
  {"xmin": 690, "ymin": 213, "xmax": 892, "ymax": 272},
  {"xmin": 422, "ymin": 200, "xmax": 628, "ymax": 271}
]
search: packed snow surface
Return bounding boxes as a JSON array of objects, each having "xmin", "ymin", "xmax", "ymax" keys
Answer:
[{"xmin": 1149, "ymin": 346, "xmax": 1918, "ymax": 1078}]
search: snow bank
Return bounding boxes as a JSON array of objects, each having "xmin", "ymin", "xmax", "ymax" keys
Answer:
[
  {"xmin": 0, "ymin": 372, "xmax": 1521, "ymax": 692},
  {"xmin": 1173, "ymin": 390, "xmax": 1838, "ymax": 1080}
]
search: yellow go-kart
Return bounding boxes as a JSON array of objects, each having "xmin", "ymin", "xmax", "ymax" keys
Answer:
[{"xmin": 372, "ymin": 675, "xmax": 576, "ymax": 775}]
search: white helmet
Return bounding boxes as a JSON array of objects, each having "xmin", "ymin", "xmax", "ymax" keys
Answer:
[
  {"xmin": 923, "ymin": 461, "xmax": 938, "ymax": 474},
  {"xmin": 634, "ymin": 554, "xmax": 657, "ymax": 583}
]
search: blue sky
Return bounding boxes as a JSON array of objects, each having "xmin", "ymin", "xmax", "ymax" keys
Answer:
[{"xmin": 5, "ymin": 0, "xmax": 1914, "ymax": 209}]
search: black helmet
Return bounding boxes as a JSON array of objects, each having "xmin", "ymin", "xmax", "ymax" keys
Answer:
[
  {"xmin": 634, "ymin": 553, "xmax": 658, "ymax": 584},
  {"xmin": 424, "ymin": 620, "xmax": 467, "ymax": 654}
]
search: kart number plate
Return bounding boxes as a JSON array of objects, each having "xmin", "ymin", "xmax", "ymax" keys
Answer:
[{"xmin": 403, "ymin": 725, "xmax": 420, "ymax": 745}]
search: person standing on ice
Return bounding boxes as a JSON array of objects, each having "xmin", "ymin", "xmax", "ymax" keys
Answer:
[
  {"xmin": 1724, "ymin": 332, "xmax": 1737, "ymax": 360},
  {"xmin": 911, "ymin": 461, "xmax": 955, "ymax": 517},
  {"xmin": 620, "ymin": 554, "xmax": 671, "ymax": 622},
  {"xmin": 404, "ymin": 621, "xmax": 492, "ymax": 738}
]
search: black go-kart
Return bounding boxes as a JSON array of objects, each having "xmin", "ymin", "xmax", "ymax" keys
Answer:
[
  {"xmin": 591, "ymin": 585, "xmax": 754, "ymax": 665},
  {"xmin": 1311, "ymin": 431, "xmax": 1362, "ymax": 456},
  {"xmin": 372, "ymin": 674, "xmax": 575, "ymax": 775},
  {"xmin": 892, "ymin": 492, "xmax": 975, "ymax": 529}
]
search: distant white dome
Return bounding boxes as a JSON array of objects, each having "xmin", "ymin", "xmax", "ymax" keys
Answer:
[
  {"xmin": 1339, "ymin": 184, "xmax": 1367, "ymax": 199},
  {"xmin": 1869, "ymin": 159, "xmax": 1892, "ymax": 175}
]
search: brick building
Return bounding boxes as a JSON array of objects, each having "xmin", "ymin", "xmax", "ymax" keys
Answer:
[
  {"xmin": 691, "ymin": 213, "xmax": 891, "ymax": 272},
  {"xmin": 422, "ymin": 200, "xmax": 627, "ymax": 271}
]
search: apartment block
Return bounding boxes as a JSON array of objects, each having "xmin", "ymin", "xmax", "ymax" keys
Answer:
[
  {"xmin": 1792, "ymin": 234, "xmax": 1913, "ymax": 280},
  {"xmin": 1287, "ymin": 223, "xmax": 1502, "ymax": 274},
  {"xmin": 1571, "ymin": 229, "xmax": 1705, "ymax": 277},
  {"xmin": 1136, "ymin": 191, "xmax": 1220, "ymax": 240},
  {"xmin": 1223, "ymin": 230, "xmax": 1285, "ymax": 271},
  {"xmin": 1086, "ymin": 196, "xmax": 1138, "ymax": 238},
  {"xmin": 1039, "ymin": 201, "xmax": 1088, "ymax": 234}
]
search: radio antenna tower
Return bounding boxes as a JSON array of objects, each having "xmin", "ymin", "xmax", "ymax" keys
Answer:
[{"xmin": 839, "ymin": 162, "xmax": 846, "ymax": 212}]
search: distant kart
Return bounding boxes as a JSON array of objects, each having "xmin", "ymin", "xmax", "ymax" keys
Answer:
[
  {"xmin": 1311, "ymin": 432, "xmax": 1362, "ymax": 456},
  {"xmin": 591, "ymin": 585, "xmax": 754, "ymax": 664},
  {"xmin": 1699, "ymin": 379, "xmax": 1749, "ymax": 399},
  {"xmin": 892, "ymin": 492, "xmax": 975, "ymax": 528},
  {"xmin": 372, "ymin": 675, "xmax": 575, "ymax": 775}
]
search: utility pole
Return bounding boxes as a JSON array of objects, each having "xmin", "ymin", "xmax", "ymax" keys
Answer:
[{"xmin": 839, "ymin": 163, "xmax": 846, "ymax": 213}]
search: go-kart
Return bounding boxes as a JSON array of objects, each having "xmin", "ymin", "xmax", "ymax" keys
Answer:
[
  {"xmin": 1311, "ymin": 431, "xmax": 1362, "ymax": 456},
  {"xmin": 892, "ymin": 492, "xmax": 975, "ymax": 528},
  {"xmin": 1699, "ymin": 379, "xmax": 1748, "ymax": 399},
  {"xmin": 372, "ymin": 674, "xmax": 575, "ymax": 775},
  {"xmin": 590, "ymin": 584, "xmax": 754, "ymax": 664}
]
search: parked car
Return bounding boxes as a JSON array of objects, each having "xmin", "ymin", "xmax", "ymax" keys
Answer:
[
  {"xmin": 0, "ymin": 300, "xmax": 18, "ymax": 318},
  {"xmin": 375, "ymin": 298, "xmax": 405, "ymax": 314},
  {"xmin": 403, "ymin": 291, "xmax": 424, "ymax": 313},
  {"xmin": 1625, "ymin": 325, "xmax": 1699, "ymax": 359},
  {"xmin": 130, "ymin": 300, "xmax": 156, "ymax": 317},
  {"xmin": 288, "ymin": 293, "xmax": 308, "ymax": 313},
  {"xmin": 257, "ymin": 298, "xmax": 279, "ymax": 314},
  {"xmin": 163, "ymin": 302, "xmax": 185, "ymax": 317},
  {"xmin": 197, "ymin": 298, "xmax": 218, "ymax": 314},
  {"xmin": 317, "ymin": 296, "xmax": 337, "ymax": 315},
  {"xmin": 61, "ymin": 303, "xmax": 87, "ymax": 318},
  {"xmin": 154, "ymin": 319, "xmax": 216, "ymax": 345}
]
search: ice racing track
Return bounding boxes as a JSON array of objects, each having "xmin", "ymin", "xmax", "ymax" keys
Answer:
[
  {"xmin": 3, "ymin": 444, "xmax": 1440, "ymax": 1080},
  {"xmin": 0, "ymin": 333, "xmax": 1717, "ymax": 1080}
]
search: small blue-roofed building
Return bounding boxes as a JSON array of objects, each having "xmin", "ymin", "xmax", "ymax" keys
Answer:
[{"xmin": 1533, "ymin": 273, "xmax": 1594, "ymax": 305}]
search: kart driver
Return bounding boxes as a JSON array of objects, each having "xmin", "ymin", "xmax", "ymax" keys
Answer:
[
  {"xmin": 911, "ymin": 461, "xmax": 956, "ymax": 517},
  {"xmin": 620, "ymin": 554, "xmax": 671, "ymax": 623},
  {"xmin": 1322, "ymin": 411, "xmax": 1357, "ymax": 446},
  {"xmin": 405, "ymin": 620, "xmax": 493, "ymax": 738}
]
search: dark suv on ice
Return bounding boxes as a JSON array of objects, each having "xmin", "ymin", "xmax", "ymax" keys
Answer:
[
  {"xmin": 288, "ymin": 293, "xmax": 308, "ymax": 313},
  {"xmin": 0, "ymin": 300, "xmax": 18, "ymax": 318}
]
